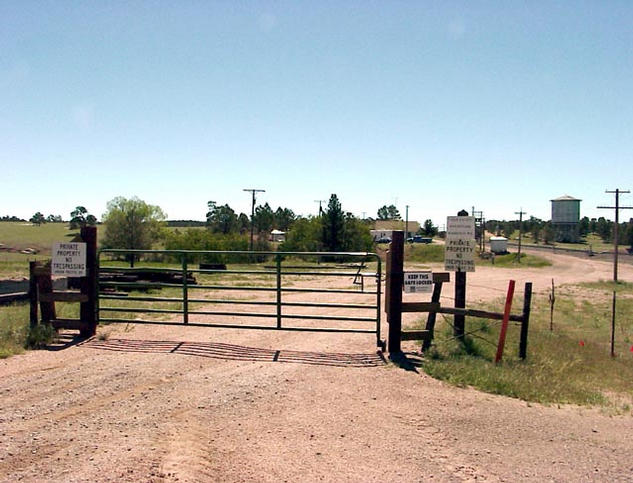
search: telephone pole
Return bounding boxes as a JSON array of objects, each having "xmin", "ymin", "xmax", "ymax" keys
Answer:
[
  {"xmin": 515, "ymin": 208, "xmax": 527, "ymax": 262},
  {"xmin": 472, "ymin": 207, "xmax": 484, "ymax": 252},
  {"xmin": 405, "ymin": 205, "xmax": 409, "ymax": 240},
  {"xmin": 243, "ymin": 188, "xmax": 265, "ymax": 251},
  {"xmin": 314, "ymin": 200, "xmax": 325, "ymax": 216},
  {"xmin": 598, "ymin": 189, "xmax": 633, "ymax": 282}
]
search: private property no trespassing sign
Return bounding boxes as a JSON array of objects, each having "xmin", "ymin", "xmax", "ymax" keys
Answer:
[{"xmin": 51, "ymin": 242, "xmax": 87, "ymax": 276}]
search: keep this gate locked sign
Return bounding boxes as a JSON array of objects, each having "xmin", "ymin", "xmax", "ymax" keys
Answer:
[
  {"xmin": 52, "ymin": 242, "xmax": 87, "ymax": 276},
  {"xmin": 404, "ymin": 271, "xmax": 433, "ymax": 293}
]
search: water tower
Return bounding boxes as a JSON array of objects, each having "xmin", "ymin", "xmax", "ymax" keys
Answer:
[{"xmin": 551, "ymin": 195, "xmax": 581, "ymax": 242}]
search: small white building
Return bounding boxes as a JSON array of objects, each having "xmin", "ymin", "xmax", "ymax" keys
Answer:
[
  {"xmin": 489, "ymin": 236, "xmax": 508, "ymax": 254},
  {"xmin": 270, "ymin": 229, "xmax": 286, "ymax": 242}
]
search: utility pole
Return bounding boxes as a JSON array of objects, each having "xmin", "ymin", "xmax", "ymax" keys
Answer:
[
  {"xmin": 472, "ymin": 207, "xmax": 484, "ymax": 252},
  {"xmin": 515, "ymin": 208, "xmax": 527, "ymax": 263},
  {"xmin": 405, "ymin": 205, "xmax": 409, "ymax": 240},
  {"xmin": 314, "ymin": 200, "xmax": 325, "ymax": 216},
  {"xmin": 598, "ymin": 189, "xmax": 633, "ymax": 282},
  {"xmin": 243, "ymin": 188, "xmax": 265, "ymax": 251}
]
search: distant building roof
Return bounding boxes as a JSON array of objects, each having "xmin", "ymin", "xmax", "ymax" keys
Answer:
[{"xmin": 551, "ymin": 195, "xmax": 582, "ymax": 202}]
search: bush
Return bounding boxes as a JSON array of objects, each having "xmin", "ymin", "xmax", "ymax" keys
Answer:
[
  {"xmin": 25, "ymin": 323, "xmax": 56, "ymax": 349},
  {"xmin": 164, "ymin": 229, "xmax": 261, "ymax": 264}
]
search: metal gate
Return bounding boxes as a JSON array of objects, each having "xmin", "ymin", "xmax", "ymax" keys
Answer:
[{"xmin": 97, "ymin": 249, "xmax": 383, "ymax": 349}]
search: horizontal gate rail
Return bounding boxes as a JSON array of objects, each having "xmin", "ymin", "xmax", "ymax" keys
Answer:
[
  {"xmin": 98, "ymin": 248, "xmax": 384, "ymax": 348},
  {"xmin": 96, "ymin": 318, "xmax": 377, "ymax": 333}
]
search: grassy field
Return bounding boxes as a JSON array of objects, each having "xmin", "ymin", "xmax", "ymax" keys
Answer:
[
  {"xmin": 499, "ymin": 231, "xmax": 628, "ymax": 254},
  {"xmin": 417, "ymin": 281, "xmax": 633, "ymax": 411},
  {"xmin": 477, "ymin": 252, "xmax": 552, "ymax": 268}
]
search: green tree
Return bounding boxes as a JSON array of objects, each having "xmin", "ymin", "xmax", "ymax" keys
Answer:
[
  {"xmin": 206, "ymin": 201, "xmax": 238, "ymax": 234},
  {"xmin": 377, "ymin": 204, "xmax": 401, "ymax": 220},
  {"xmin": 578, "ymin": 216, "xmax": 590, "ymax": 238},
  {"xmin": 342, "ymin": 214, "xmax": 373, "ymax": 251},
  {"xmin": 102, "ymin": 196, "xmax": 166, "ymax": 266},
  {"xmin": 543, "ymin": 221, "xmax": 555, "ymax": 245},
  {"xmin": 30, "ymin": 212, "xmax": 46, "ymax": 226},
  {"xmin": 252, "ymin": 203, "xmax": 275, "ymax": 234},
  {"xmin": 237, "ymin": 213, "xmax": 250, "ymax": 235},
  {"xmin": 70, "ymin": 206, "xmax": 97, "ymax": 229},
  {"xmin": 274, "ymin": 207, "xmax": 296, "ymax": 231},
  {"xmin": 280, "ymin": 217, "xmax": 323, "ymax": 252},
  {"xmin": 322, "ymin": 194, "xmax": 345, "ymax": 251},
  {"xmin": 422, "ymin": 219, "xmax": 437, "ymax": 237},
  {"xmin": 626, "ymin": 219, "xmax": 633, "ymax": 251},
  {"xmin": 596, "ymin": 216, "xmax": 612, "ymax": 242},
  {"xmin": 527, "ymin": 216, "xmax": 543, "ymax": 243},
  {"xmin": 165, "ymin": 228, "xmax": 249, "ymax": 264}
]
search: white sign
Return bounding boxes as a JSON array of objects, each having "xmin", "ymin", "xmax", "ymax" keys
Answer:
[
  {"xmin": 446, "ymin": 216, "xmax": 475, "ymax": 238},
  {"xmin": 444, "ymin": 238, "xmax": 476, "ymax": 272},
  {"xmin": 404, "ymin": 271, "xmax": 433, "ymax": 293},
  {"xmin": 51, "ymin": 242, "xmax": 87, "ymax": 276}
]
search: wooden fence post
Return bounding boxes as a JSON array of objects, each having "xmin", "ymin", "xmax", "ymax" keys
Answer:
[
  {"xmin": 80, "ymin": 225, "xmax": 98, "ymax": 337},
  {"xmin": 36, "ymin": 262, "xmax": 56, "ymax": 323},
  {"xmin": 519, "ymin": 282, "xmax": 532, "ymax": 360},
  {"xmin": 387, "ymin": 231, "xmax": 404, "ymax": 354},
  {"xmin": 423, "ymin": 277, "xmax": 445, "ymax": 351},
  {"xmin": 29, "ymin": 261, "xmax": 38, "ymax": 328}
]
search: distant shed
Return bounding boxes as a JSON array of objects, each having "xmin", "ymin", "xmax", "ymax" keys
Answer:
[
  {"xmin": 489, "ymin": 236, "xmax": 508, "ymax": 254},
  {"xmin": 270, "ymin": 229, "xmax": 286, "ymax": 242}
]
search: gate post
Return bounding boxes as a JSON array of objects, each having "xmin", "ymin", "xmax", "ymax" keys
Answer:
[
  {"xmin": 79, "ymin": 226, "xmax": 98, "ymax": 337},
  {"xmin": 453, "ymin": 209, "xmax": 469, "ymax": 339},
  {"xmin": 387, "ymin": 231, "xmax": 404, "ymax": 354}
]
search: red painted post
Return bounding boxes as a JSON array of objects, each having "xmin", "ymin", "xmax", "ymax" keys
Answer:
[{"xmin": 495, "ymin": 280, "xmax": 516, "ymax": 364}]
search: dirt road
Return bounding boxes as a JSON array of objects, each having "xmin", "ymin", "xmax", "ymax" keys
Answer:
[{"xmin": 2, "ymin": 252, "xmax": 633, "ymax": 482}]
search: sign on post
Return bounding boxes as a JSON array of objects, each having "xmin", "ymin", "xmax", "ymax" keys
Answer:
[
  {"xmin": 445, "ymin": 215, "xmax": 476, "ymax": 272},
  {"xmin": 51, "ymin": 242, "xmax": 87, "ymax": 276},
  {"xmin": 444, "ymin": 239, "xmax": 476, "ymax": 272},
  {"xmin": 446, "ymin": 216, "xmax": 475, "ymax": 238},
  {"xmin": 404, "ymin": 271, "xmax": 433, "ymax": 293}
]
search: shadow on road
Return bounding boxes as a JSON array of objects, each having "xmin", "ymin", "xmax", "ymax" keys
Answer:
[
  {"xmin": 44, "ymin": 333, "xmax": 90, "ymax": 351},
  {"xmin": 78, "ymin": 338, "xmax": 387, "ymax": 368},
  {"xmin": 388, "ymin": 351, "xmax": 423, "ymax": 373}
]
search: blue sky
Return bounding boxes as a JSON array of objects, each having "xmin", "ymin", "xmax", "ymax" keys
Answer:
[{"xmin": 2, "ymin": 1, "xmax": 632, "ymax": 226}]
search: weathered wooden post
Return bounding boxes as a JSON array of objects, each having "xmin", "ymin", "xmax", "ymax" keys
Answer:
[
  {"xmin": 422, "ymin": 273, "xmax": 450, "ymax": 351},
  {"xmin": 453, "ymin": 209, "xmax": 470, "ymax": 339},
  {"xmin": 29, "ymin": 261, "xmax": 38, "ymax": 328},
  {"xmin": 387, "ymin": 231, "xmax": 404, "ymax": 354},
  {"xmin": 79, "ymin": 225, "xmax": 98, "ymax": 337},
  {"xmin": 36, "ymin": 262, "xmax": 56, "ymax": 323},
  {"xmin": 519, "ymin": 282, "xmax": 532, "ymax": 360}
]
